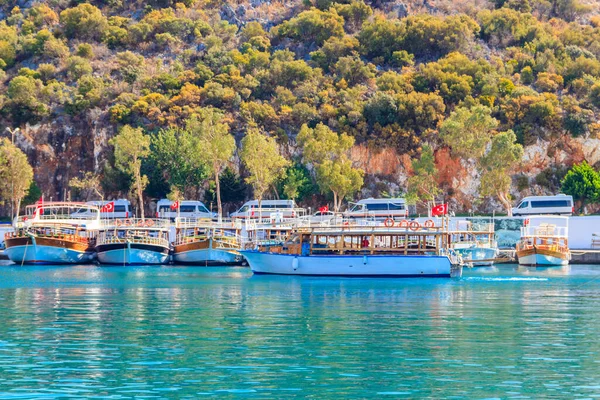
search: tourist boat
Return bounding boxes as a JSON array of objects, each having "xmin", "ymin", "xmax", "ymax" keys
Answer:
[
  {"xmin": 516, "ymin": 216, "xmax": 570, "ymax": 266},
  {"xmin": 172, "ymin": 219, "xmax": 243, "ymax": 265},
  {"xmin": 4, "ymin": 202, "xmax": 101, "ymax": 264},
  {"xmin": 450, "ymin": 219, "xmax": 499, "ymax": 266},
  {"xmin": 95, "ymin": 219, "xmax": 170, "ymax": 265},
  {"xmin": 241, "ymin": 220, "xmax": 463, "ymax": 277}
]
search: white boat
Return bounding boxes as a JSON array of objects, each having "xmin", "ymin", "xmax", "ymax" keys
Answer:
[
  {"xmin": 241, "ymin": 220, "xmax": 463, "ymax": 277},
  {"xmin": 516, "ymin": 216, "xmax": 570, "ymax": 266},
  {"xmin": 96, "ymin": 219, "xmax": 170, "ymax": 265},
  {"xmin": 4, "ymin": 202, "xmax": 101, "ymax": 265},
  {"xmin": 450, "ymin": 219, "xmax": 499, "ymax": 266},
  {"xmin": 172, "ymin": 219, "xmax": 243, "ymax": 265}
]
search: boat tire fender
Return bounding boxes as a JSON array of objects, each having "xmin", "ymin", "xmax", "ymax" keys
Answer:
[{"xmin": 292, "ymin": 256, "xmax": 299, "ymax": 271}]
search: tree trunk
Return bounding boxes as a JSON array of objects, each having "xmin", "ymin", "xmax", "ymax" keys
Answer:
[
  {"xmin": 137, "ymin": 173, "xmax": 145, "ymax": 220},
  {"xmin": 215, "ymin": 164, "xmax": 222, "ymax": 221},
  {"xmin": 258, "ymin": 197, "xmax": 262, "ymax": 222},
  {"xmin": 333, "ymin": 191, "xmax": 339, "ymax": 213},
  {"xmin": 498, "ymin": 191, "xmax": 512, "ymax": 216},
  {"xmin": 14, "ymin": 197, "xmax": 21, "ymax": 221}
]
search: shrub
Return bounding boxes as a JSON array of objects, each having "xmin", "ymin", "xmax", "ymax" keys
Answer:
[
  {"xmin": 65, "ymin": 56, "xmax": 93, "ymax": 80},
  {"xmin": 76, "ymin": 43, "xmax": 94, "ymax": 59},
  {"xmin": 60, "ymin": 4, "xmax": 108, "ymax": 41}
]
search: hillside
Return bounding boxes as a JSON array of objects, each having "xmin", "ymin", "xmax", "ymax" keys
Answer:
[{"xmin": 1, "ymin": 0, "xmax": 600, "ymax": 214}]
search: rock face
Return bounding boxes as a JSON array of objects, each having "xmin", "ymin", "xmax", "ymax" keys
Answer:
[{"xmin": 14, "ymin": 111, "xmax": 114, "ymax": 202}]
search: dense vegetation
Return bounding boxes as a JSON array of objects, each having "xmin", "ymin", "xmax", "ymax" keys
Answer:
[{"xmin": 1, "ymin": 0, "xmax": 600, "ymax": 214}]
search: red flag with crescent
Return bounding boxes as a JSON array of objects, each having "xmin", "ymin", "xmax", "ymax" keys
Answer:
[{"xmin": 100, "ymin": 202, "xmax": 115, "ymax": 212}]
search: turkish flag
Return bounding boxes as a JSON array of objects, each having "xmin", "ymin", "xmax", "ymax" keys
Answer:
[
  {"xmin": 319, "ymin": 205, "xmax": 329, "ymax": 213},
  {"xmin": 35, "ymin": 196, "xmax": 43, "ymax": 215},
  {"xmin": 431, "ymin": 203, "xmax": 448, "ymax": 216},
  {"xmin": 100, "ymin": 201, "xmax": 115, "ymax": 212},
  {"xmin": 170, "ymin": 201, "xmax": 179, "ymax": 210}
]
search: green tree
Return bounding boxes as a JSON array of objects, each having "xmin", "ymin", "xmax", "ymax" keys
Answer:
[
  {"xmin": 149, "ymin": 127, "xmax": 207, "ymax": 198},
  {"xmin": 440, "ymin": 105, "xmax": 498, "ymax": 160},
  {"xmin": 406, "ymin": 145, "xmax": 441, "ymax": 206},
  {"xmin": 297, "ymin": 123, "xmax": 364, "ymax": 211},
  {"xmin": 479, "ymin": 130, "xmax": 524, "ymax": 215},
  {"xmin": 280, "ymin": 164, "xmax": 312, "ymax": 201},
  {"xmin": 69, "ymin": 171, "xmax": 103, "ymax": 201},
  {"xmin": 561, "ymin": 161, "xmax": 600, "ymax": 213},
  {"xmin": 186, "ymin": 108, "xmax": 235, "ymax": 219},
  {"xmin": 240, "ymin": 127, "xmax": 289, "ymax": 215},
  {"xmin": 109, "ymin": 126, "xmax": 150, "ymax": 219},
  {"xmin": 0, "ymin": 139, "xmax": 34, "ymax": 219}
]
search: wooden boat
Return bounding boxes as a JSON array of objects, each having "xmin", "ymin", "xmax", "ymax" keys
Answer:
[
  {"xmin": 4, "ymin": 202, "xmax": 101, "ymax": 265},
  {"xmin": 450, "ymin": 219, "xmax": 499, "ymax": 266},
  {"xmin": 173, "ymin": 219, "xmax": 243, "ymax": 265},
  {"xmin": 96, "ymin": 219, "xmax": 170, "ymax": 265},
  {"xmin": 241, "ymin": 219, "xmax": 463, "ymax": 277},
  {"xmin": 516, "ymin": 216, "xmax": 570, "ymax": 266}
]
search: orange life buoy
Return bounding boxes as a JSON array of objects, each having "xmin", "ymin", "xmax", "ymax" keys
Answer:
[
  {"xmin": 399, "ymin": 220, "xmax": 409, "ymax": 228},
  {"xmin": 343, "ymin": 221, "xmax": 349, "ymax": 226},
  {"xmin": 145, "ymin": 219, "xmax": 155, "ymax": 227},
  {"xmin": 424, "ymin": 220, "xmax": 434, "ymax": 228},
  {"xmin": 115, "ymin": 219, "xmax": 123, "ymax": 227},
  {"xmin": 384, "ymin": 218, "xmax": 394, "ymax": 228},
  {"xmin": 409, "ymin": 221, "xmax": 420, "ymax": 231},
  {"xmin": 124, "ymin": 218, "xmax": 133, "ymax": 226}
]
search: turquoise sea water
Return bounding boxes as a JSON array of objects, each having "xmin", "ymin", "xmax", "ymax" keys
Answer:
[{"xmin": 1, "ymin": 263, "xmax": 600, "ymax": 398}]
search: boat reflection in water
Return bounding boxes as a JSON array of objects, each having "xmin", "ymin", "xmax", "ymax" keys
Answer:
[{"xmin": 4, "ymin": 202, "xmax": 101, "ymax": 265}]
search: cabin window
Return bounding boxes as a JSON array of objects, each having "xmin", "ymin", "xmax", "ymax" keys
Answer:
[
  {"xmin": 530, "ymin": 200, "xmax": 570, "ymax": 208},
  {"xmin": 518, "ymin": 202, "xmax": 529, "ymax": 209}
]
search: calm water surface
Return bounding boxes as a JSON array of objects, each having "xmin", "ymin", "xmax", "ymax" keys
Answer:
[{"xmin": 1, "ymin": 263, "xmax": 600, "ymax": 398}]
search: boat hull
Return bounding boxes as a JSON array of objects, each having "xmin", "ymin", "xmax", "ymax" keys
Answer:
[
  {"xmin": 5, "ymin": 236, "xmax": 94, "ymax": 265},
  {"xmin": 172, "ymin": 238, "xmax": 241, "ymax": 265},
  {"xmin": 454, "ymin": 246, "xmax": 499, "ymax": 266},
  {"xmin": 241, "ymin": 251, "xmax": 462, "ymax": 277},
  {"xmin": 517, "ymin": 248, "xmax": 569, "ymax": 266},
  {"xmin": 173, "ymin": 247, "xmax": 241, "ymax": 265},
  {"xmin": 96, "ymin": 243, "xmax": 169, "ymax": 265}
]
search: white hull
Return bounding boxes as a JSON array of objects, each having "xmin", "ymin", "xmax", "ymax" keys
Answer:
[
  {"xmin": 5, "ymin": 244, "xmax": 93, "ymax": 264},
  {"xmin": 97, "ymin": 245, "xmax": 169, "ymax": 265},
  {"xmin": 518, "ymin": 253, "xmax": 569, "ymax": 266},
  {"xmin": 173, "ymin": 248, "xmax": 240, "ymax": 264},
  {"xmin": 241, "ymin": 251, "xmax": 462, "ymax": 277}
]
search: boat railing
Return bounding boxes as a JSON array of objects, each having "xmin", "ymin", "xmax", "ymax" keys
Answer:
[
  {"xmin": 521, "ymin": 224, "xmax": 568, "ymax": 238},
  {"xmin": 101, "ymin": 218, "xmax": 171, "ymax": 230},
  {"xmin": 5, "ymin": 226, "xmax": 92, "ymax": 244},
  {"xmin": 174, "ymin": 230, "xmax": 243, "ymax": 248},
  {"xmin": 98, "ymin": 232, "xmax": 169, "ymax": 247}
]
